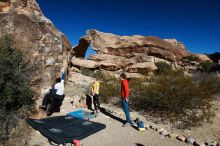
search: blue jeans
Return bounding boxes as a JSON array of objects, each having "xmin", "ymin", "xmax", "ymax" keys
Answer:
[{"xmin": 122, "ymin": 98, "xmax": 132, "ymax": 124}]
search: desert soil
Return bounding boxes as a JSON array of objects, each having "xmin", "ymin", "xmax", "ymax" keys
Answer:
[
  {"xmin": 29, "ymin": 93, "xmax": 220, "ymax": 146},
  {"xmin": 29, "ymin": 96, "xmax": 188, "ymax": 146}
]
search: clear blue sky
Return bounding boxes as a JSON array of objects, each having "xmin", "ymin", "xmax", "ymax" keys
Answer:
[{"xmin": 36, "ymin": 0, "xmax": 220, "ymax": 57}]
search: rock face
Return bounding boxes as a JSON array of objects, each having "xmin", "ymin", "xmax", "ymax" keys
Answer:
[
  {"xmin": 72, "ymin": 57, "xmax": 96, "ymax": 69},
  {"xmin": 0, "ymin": 0, "xmax": 72, "ymax": 95},
  {"xmin": 66, "ymin": 71, "xmax": 95, "ymax": 96},
  {"xmin": 195, "ymin": 54, "xmax": 212, "ymax": 62},
  {"xmin": 87, "ymin": 30, "xmax": 189, "ymax": 61},
  {"xmin": 73, "ymin": 29, "xmax": 190, "ymax": 74}
]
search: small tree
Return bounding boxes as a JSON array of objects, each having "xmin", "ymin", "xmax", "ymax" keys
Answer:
[
  {"xmin": 0, "ymin": 35, "xmax": 35, "ymax": 144},
  {"xmin": 155, "ymin": 62, "xmax": 172, "ymax": 74}
]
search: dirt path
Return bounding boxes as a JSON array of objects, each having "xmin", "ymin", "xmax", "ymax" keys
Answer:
[
  {"xmin": 81, "ymin": 112, "xmax": 187, "ymax": 146},
  {"xmin": 29, "ymin": 96, "xmax": 187, "ymax": 146}
]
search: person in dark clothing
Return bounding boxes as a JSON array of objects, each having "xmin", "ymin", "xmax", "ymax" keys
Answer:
[{"xmin": 40, "ymin": 70, "xmax": 65, "ymax": 116}]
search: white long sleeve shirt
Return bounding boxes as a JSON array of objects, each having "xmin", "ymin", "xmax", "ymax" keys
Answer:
[
  {"xmin": 54, "ymin": 80, "xmax": 64, "ymax": 95},
  {"xmin": 54, "ymin": 72, "xmax": 65, "ymax": 95}
]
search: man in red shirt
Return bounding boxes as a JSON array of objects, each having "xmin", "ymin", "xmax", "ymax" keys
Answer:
[{"xmin": 120, "ymin": 73, "xmax": 134, "ymax": 127}]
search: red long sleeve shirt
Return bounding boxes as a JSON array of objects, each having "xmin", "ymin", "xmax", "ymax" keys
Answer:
[{"xmin": 121, "ymin": 79, "xmax": 129, "ymax": 99}]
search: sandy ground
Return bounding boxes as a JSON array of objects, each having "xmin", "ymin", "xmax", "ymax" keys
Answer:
[
  {"xmin": 81, "ymin": 111, "xmax": 187, "ymax": 146},
  {"xmin": 180, "ymin": 100, "xmax": 220, "ymax": 143},
  {"xmin": 29, "ymin": 93, "xmax": 220, "ymax": 146},
  {"xmin": 29, "ymin": 96, "xmax": 188, "ymax": 146}
]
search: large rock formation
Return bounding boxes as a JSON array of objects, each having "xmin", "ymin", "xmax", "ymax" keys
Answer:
[
  {"xmin": 0, "ymin": 0, "xmax": 72, "ymax": 95},
  {"xmin": 87, "ymin": 30, "xmax": 189, "ymax": 62},
  {"xmin": 73, "ymin": 30, "xmax": 190, "ymax": 74}
]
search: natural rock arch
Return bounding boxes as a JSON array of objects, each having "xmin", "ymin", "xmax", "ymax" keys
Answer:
[{"xmin": 73, "ymin": 35, "xmax": 91, "ymax": 58}]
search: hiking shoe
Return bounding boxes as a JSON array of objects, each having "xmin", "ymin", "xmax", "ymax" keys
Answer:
[
  {"xmin": 130, "ymin": 121, "xmax": 134, "ymax": 126},
  {"xmin": 122, "ymin": 122, "xmax": 130, "ymax": 127},
  {"xmin": 122, "ymin": 121, "xmax": 134, "ymax": 127}
]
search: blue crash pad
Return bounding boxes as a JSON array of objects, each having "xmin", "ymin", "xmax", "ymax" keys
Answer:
[{"xmin": 67, "ymin": 109, "xmax": 96, "ymax": 119}]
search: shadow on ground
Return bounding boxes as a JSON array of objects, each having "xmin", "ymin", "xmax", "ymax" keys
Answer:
[
  {"xmin": 100, "ymin": 107, "xmax": 125, "ymax": 124},
  {"xmin": 100, "ymin": 107, "xmax": 139, "ymax": 131},
  {"xmin": 135, "ymin": 143, "xmax": 145, "ymax": 146}
]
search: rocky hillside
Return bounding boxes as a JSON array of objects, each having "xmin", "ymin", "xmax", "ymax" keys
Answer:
[
  {"xmin": 0, "ymin": 0, "xmax": 73, "ymax": 95},
  {"xmin": 72, "ymin": 30, "xmax": 207, "ymax": 76}
]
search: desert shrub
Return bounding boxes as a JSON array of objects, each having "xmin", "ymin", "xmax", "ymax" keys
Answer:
[
  {"xmin": 80, "ymin": 67, "xmax": 94, "ymax": 76},
  {"xmin": 200, "ymin": 61, "xmax": 217, "ymax": 72},
  {"xmin": 0, "ymin": 35, "xmax": 35, "ymax": 144},
  {"xmin": 192, "ymin": 72, "xmax": 220, "ymax": 95},
  {"xmin": 135, "ymin": 68, "xmax": 154, "ymax": 76},
  {"xmin": 130, "ymin": 70, "xmax": 219, "ymax": 128},
  {"xmin": 129, "ymin": 77, "xmax": 147, "ymax": 98},
  {"xmin": 155, "ymin": 61, "xmax": 172, "ymax": 74}
]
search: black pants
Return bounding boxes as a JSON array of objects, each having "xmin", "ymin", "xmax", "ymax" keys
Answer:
[
  {"xmin": 93, "ymin": 94, "xmax": 100, "ymax": 110},
  {"xmin": 42, "ymin": 93, "xmax": 64, "ymax": 115},
  {"xmin": 42, "ymin": 93, "xmax": 53, "ymax": 107}
]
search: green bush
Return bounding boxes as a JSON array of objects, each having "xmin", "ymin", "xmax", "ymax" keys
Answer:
[
  {"xmin": 155, "ymin": 62, "xmax": 172, "ymax": 74},
  {"xmin": 130, "ymin": 70, "xmax": 219, "ymax": 128},
  {"xmin": 0, "ymin": 35, "xmax": 35, "ymax": 144},
  {"xmin": 80, "ymin": 67, "xmax": 94, "ymax": 76},
  {"xmin": 200, "ymin": 61, "xmax": 217, "ymax": 72}
]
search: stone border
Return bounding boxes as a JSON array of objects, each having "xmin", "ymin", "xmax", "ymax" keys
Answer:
[{"xmin": 102, "ymin": 107, "xmax": 220, "ymax": 146}]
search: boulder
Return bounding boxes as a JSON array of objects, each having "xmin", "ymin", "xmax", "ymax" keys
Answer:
[
  {"xmin": 98, "ymin": 61, "xmax": 120, "ymax": 71},
  {"xmin": 72, "ymin": 57, "xmax": 97, "ymax": 69},
  {"xmin": 194, "ymin": 141, "xmax": 206, "ymax": 146},
  {"xmin": 88, "ymin": 54, "xmax": 134, "ymax": 67},
  {"xmin": 126, "ymin": 62, "xmax": 156, "ymax": 73},
  {"xmin": 185, "ymin": 137, "xmax": 196, "ymax": 145},
  {"xmin": 195, "ymin": 54, "xmax": 212, "ymax": 62},
  {"xmin": 157, "ymin": 128, "xmax": 165, "ymax": 133},
  {"xmin": 87, "ymin": 29, "xmax": 189, "ymax": 62},
  {"xmin": 72, "ymin": 29, "xmax": 194, "ymax": 74},
  {"xmin": 176, "ymin": 135, "xmax": 187, "ymax": 141},
  {"xmin": 167, "ymin": 133, "xmax": 178, "ymax": 139},
  {"xmin": 66, "ymin": 72, "xmax": 95, "ymax": 96},
  {"xmin": 0, "ymin": 0, "xmax": 72, "ymax": 95},
  {"xmin": 159, "ymin": 130, "xmax": 169, "ymax": 136}
]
